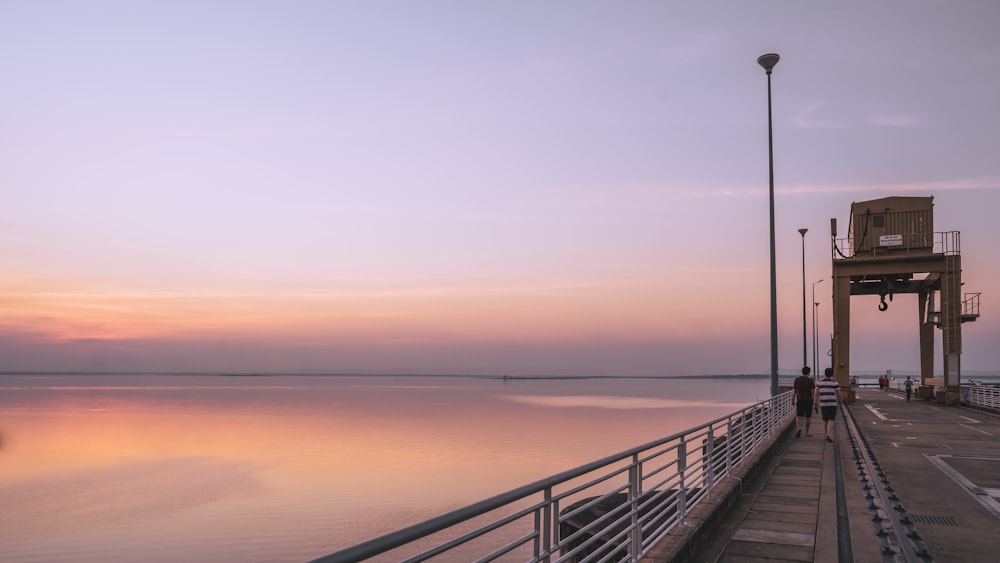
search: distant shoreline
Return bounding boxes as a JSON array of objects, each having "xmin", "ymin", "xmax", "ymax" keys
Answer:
[
  {"xmin": 3, "ymin": 371, "xmax": 998, "ymax": 380},
  {"xmin": 0, "ymin": 371, "xmax": 771, "ymax": 379}
]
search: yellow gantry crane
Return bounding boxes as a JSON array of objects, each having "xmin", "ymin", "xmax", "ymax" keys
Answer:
[{"xmin": 830, "ymin": 196, "xmax": 981, "ymax": 403}]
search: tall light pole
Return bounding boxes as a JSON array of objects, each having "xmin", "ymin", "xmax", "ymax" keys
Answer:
[
  {"xmin": 812, "ymin": 279, "xmax": 823, "ymax": 374},
  {"xmin": 758, "ymin": 52, "xmax": 780, "ymax": 396},
  {"xmin": 798, "ymin": 228, "xmax": 808, "ymax": 370}
]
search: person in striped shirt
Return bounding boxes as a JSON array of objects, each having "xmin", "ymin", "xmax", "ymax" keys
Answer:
[{"xmin": 813, "ymin": 367, "xmax": 840, "ymax": 443}]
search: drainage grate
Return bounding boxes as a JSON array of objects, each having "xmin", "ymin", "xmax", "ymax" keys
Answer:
[{"xmin": 909, "ymin": 514, "xmax": 958, "ymax": 526}]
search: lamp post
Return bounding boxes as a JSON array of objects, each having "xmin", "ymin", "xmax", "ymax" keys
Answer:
[
  {"xmin": 798, "ymin": 228, "xmax": 808, "ymax": 370},
  {"xmin": 812, "ymin": 279, "xmax": 823, "ymax": 374},
  {"xmin": 758, "ymin": 52, "xmax": 780, "ymax": 396}
]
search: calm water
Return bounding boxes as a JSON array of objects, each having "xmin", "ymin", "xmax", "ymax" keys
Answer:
[{"xmin": 0, "ymin": 374, "xmax": 770, "ymax": 562}]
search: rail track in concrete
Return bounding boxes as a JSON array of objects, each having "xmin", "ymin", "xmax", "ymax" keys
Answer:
[{"xmin": 842, "ymin": 404, "xmax": 934, "ymax": 563}]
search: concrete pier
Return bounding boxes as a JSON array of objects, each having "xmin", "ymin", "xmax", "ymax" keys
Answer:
[{"xmin": 658, "ymin": 386, "xmax": 1000, "ymax": 562}]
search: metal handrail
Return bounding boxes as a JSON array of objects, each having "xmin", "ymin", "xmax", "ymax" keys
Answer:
[
  {"xmin": 962, "ymin": 293, "xmax": 981, "ymax": 318},
  {"xmin": 310, "ymin": 391, "xmax": 795, "ymax": 563},
  {"xmin": 963, "ymin": 385, "xmax": 1000, "ymax": 411},
  {"xmin": 831, "ymin": 230, "xmax": 960, "ymax": 260}
]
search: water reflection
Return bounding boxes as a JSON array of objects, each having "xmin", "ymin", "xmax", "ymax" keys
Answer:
[{"xmin": 0, "ymin": 374, "xmax": 768, "ymax": 562}]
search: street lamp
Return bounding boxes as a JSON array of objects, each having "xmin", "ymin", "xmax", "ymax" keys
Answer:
[
  {"xmin": 812, "ymin": 279, "xmax": 824, "ymax": 374},
  {"xmin": 758, "ymin": 52, "xmax": 780, "ymax": 396},
  {"xmin": 798, "ymin": 228, "xmax": 808, "ymax": 370}
]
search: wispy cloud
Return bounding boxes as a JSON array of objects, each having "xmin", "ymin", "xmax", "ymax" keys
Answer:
[
  {"xmin": 690, "ymin": 177, "xmax": 1000, "ymax": 198},
  {"xmin": 791, "ymin": 101, "xmax": 920, "ymax": 130},
  {"xmin": 781, "ymin": 177, "xmax": 1000, "ymax": 195},
  {"xmin": 791, "ymin": 100, "xmax": 844, "ymax": 130}
]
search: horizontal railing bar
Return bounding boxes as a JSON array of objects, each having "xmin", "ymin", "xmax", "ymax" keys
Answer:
[
  {"xmin": 404, "ymin": 501, "xmax": 546, "ymax": 561},
  {"xmin": 472, "ymin": 531, "xmax": 536, "ymax": 563},
  {"xmin": 635, "ymin": 441, "xmax": 681, "ymax": 466},
  {"xmin": 551, "ymin": 463, "xmax": 632, "ymax": 504},
  {"xmin": 636, "ymin": 489, "xmax": 678, "ymax": 515},
  {"xmin": 641, "ymin": 458, "xmax": 680, "ymax": 482},
  {"xmin": 567, "ymin": 497, "xmax": 634, "ymax": 543},
  {"xmin": 644, "ymin": 471, "xmax": 682, "ymax": 493},
  {"xmin": 558, "ymin": 483, "xmax": 630, "ymax": 523}
]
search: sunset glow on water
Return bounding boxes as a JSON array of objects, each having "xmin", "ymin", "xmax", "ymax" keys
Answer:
[{"xmin": 0, "ymin": 374, "xmax": 769, "ymax": 562}]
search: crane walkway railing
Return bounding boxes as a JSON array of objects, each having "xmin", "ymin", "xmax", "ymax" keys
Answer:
[{"xmin": 310, "ymin": 391, "xmax": 795, "ymax": 563}]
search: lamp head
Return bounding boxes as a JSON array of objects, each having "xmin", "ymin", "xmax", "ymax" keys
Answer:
[
  {"xmin": 757, "ymin": 53, "xmax": 780, "ymax": 74},
  {"xmin": 799, "ymin": 228, "xmax": 808, "ymax": 237}
]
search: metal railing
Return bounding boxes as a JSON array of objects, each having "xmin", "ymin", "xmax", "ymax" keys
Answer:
[
  {"xmin": 310, "ymin": 391, "xmax": 795, "ymax": 563},
  {"xmin": 831, "ymin": 230, "xmax": 960, "ymax": 260},
  {"xmin": 962, "ymin": 385, "xmax": 1000, "ymax": 411},
  {"xmin": 962, "ymin": 292, "xmax": 981, "ymax": 318}
]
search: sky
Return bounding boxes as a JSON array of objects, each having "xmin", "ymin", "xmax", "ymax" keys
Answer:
[{"xmin": 2, "ymin": 1, "xmax": 999, "ymax": 376}]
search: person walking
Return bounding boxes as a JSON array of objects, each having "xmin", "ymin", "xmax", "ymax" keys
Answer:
[
  {"xmin": 904, "ymin": 376, "xmax": 914, "ymax": 403},
  {"xmin": 814, "ymin": 368, "xmax": 840, "ymax": 443},
  {"xmin": 793, "ymin": 367, "xmax": 815, "ymax": 438}
]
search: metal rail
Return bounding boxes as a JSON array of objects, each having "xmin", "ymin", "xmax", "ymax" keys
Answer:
[
  {"xmin": 832, "ymin": 418, "xmax": 853, "ymax": 563},
  {"xmin": 842, "ymin": 404, "xmax": 933, "ymax": 562},
  {"xmin": 310, "ymin": 392, "xmax": 795, "ymax": 563},
  {"xmin": 962, "ymin": 385, "xmax": 1000, "ymax": 411},
  {"xmin": 832, "ymin": 231, "xmax": 960, "ymax": 260}
]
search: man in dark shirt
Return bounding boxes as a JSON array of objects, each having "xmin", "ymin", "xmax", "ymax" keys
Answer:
[{"xmin": 793, "ymin": 366, "xmax": 815, "ymax": 438}]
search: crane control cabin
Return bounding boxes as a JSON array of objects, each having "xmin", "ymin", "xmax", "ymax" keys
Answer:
[{"xmin": 830, "ymin": 196, "xmax": 981, "ymax": 403}]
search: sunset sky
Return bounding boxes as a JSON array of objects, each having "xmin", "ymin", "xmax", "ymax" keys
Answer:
[{"xmin": 2, "ymin": 2, "xmax": 998, "ymax": 376}]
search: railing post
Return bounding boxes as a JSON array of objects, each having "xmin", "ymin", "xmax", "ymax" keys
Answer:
[
  {"xmin": 678, "ymin": 438, "xmax": 687, "ymax": 521},
  {"xmin": 541, "ymin": 487, "xmax": 551, "ymax": 563},
  {"xmin": 742, "ymin": 408, "xmax": 750, "ymax": 462},
  {"xmin": 757, "ymin": 402, "xmax": 764, "ymax": 443},
  {"xmin": 765, "ymin": 397, "xmax": 772, "ymax": 440},
  {"xmin": 774, "ymin": 396, "xmax": 782, "ymax": 436},
  {"xmin": 533, "ymin": 508, "xmax": 542, "ymax": 561},
  {"xmin": 629, "ymin": 453, "xmax": 640, "ymax": 562},
  {"xmin": 725, "ymin": 417, "xmax": 734, "ymax": 476},
  {"xmin": 705, "ymin": 427, "xmax": 715, "ymax": 492}
]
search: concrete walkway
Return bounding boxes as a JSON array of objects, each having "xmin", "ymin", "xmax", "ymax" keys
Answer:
[
  {"xmin": 689, "ymin": 420, "xmax": 849, "ymax": 563},
  {"xmin": 683, "ymin": 386, "xmax": 1000, "ymax": 562}
]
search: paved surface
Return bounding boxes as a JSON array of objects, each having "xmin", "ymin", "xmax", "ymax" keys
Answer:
[
  {"xmin": 685, "ymin": 386, "xmax": 1000, "ymax": 562},
  {"xmin": 846, "ymin": 387, "xmax": 1000, "ymax": 561}
]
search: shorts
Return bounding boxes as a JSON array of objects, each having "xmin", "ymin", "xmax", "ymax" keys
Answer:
[
  {"xmin": 821, "ymin": 406, "xmax": 838, "ymax": 421},
  {"xmin": 796, "ymin": 399, "xmax": 814, "ymax": 418}
]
